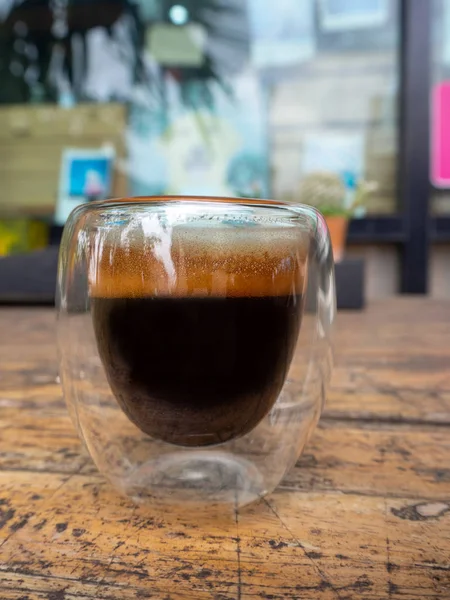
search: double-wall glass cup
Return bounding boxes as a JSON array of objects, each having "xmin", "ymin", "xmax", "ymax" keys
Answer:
[{"xmin": 57, "ymin": 197, "xmax": 335, "ymax": 507}]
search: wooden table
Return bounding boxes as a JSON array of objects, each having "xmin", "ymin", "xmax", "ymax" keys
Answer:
[{"xmin": 0, "ymin": 299, "xmax": 449, "ymax": 599}]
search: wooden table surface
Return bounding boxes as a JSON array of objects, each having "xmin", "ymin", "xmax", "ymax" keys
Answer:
[{"xmin": 0, "ymin": 299, "xmax": 449, "ymax": 600}]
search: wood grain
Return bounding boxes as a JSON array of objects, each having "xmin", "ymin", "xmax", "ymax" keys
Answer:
[
  {"xmin": 0, "ymin": 299, "xmax": 450, "ymax": 599},
  {"xmin": 0, "ymin": 104, "xmax": 127, "ymax": 213}
]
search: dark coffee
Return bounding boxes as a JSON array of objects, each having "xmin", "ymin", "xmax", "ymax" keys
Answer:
[
  {"xmin": 90, "ymin": 230, "xmax": 305, "ymax": 446},
  {"xmin": 91, "ymin": 294, "xmax": 302, "ymax": 446}
]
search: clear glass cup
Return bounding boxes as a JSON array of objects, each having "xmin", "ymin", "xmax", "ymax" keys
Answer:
[{"xmin": 57, "ymin": 196, "xmax": 335, "ymax": 508}]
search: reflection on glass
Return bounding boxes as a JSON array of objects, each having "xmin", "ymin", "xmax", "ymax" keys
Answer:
[{"xmin": 0, "ymin": 0, "xmax": 400, "ymax": 222}]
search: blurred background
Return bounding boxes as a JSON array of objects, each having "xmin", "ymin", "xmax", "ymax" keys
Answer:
[{"xmin": 0, "ymin": 0, "xmax": 448, "ymax": 303}]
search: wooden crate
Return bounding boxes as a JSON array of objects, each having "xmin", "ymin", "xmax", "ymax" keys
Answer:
[{"xmin": 0, "ymin": 103, "xmax": 128, "ymax": 216}]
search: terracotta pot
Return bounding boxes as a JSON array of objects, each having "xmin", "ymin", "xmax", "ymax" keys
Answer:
[{"xmin": 325, "ymin": 215, "xmax": 349, "ymax": 263}]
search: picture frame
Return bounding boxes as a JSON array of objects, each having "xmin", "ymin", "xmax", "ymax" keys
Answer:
[
  {"xmin": 54, "ymin": 146, "xmax": 115, "ymax": 226},
  {"xmin": 319, "ymin": 0, "xmax": 389, "ymax": 31},
  {"xmin": 248, "ymin": 0, "xmax": 315, "ymax": 69}
]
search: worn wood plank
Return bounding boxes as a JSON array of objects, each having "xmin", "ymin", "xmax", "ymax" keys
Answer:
[
  {"xmin": 2, "ymin": 300, "xmax": 450, "ymax": 423},
  {"xmin": 327, "ymin": 299, "xmax": 450, "ymax": 424},
  {"xmin": 0, "ymin": 104, "xmax": 126, "ymax": 139},
  {"xmin": 1, "ymin": 300, "xmax": 450, "ymax": 599},
  {"xmin": 0, "ymin": 471, "xmax": 449, "ymax": 599},
  {"xmin": 286, "ymin": 421, "xmax": 450, "ymax": 500},
  {"xmin": 1, "ymin": 410, "xmax": 450, "ymax": 501}
]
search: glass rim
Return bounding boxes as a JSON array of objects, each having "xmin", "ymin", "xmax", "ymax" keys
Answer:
[
  {"xmin": 65, "ymin": 196, "xmax": 324, "ymax": 240},
  {"xmin": 86, "ymin": 195, "xmax": 304, "ymax": 212}
]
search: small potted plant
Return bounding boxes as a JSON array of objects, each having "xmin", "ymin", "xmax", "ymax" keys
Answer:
[{"xmin": 298, "ymin": 171, "xmax": 375, "ymax": 263}]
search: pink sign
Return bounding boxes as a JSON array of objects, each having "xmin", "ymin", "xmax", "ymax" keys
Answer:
[{"xmin": 432, "ymin": 82, "xmax": 450, "ymax": 187}]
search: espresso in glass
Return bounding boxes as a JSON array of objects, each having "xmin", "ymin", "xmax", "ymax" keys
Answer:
[{"xmin": 90, "ymin": 227, "xmax": 304, "ymax": 447}]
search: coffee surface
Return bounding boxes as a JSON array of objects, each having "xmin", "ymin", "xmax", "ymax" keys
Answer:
[{"xmin": 90, "ymin": 227, "xmax": 306, "ymax": 446}]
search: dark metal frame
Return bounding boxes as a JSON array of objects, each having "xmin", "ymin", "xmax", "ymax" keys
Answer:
[
  {"xmin": 348, "ymin": 0, "xmax": 432, "ymax": 294},
  {"xmin": 398, "ymin": 0, "xmax": 431, "ymax": 293},
  {"xmin": 432, "ymin": 216, "xmax": 450, "ymax": 242}
]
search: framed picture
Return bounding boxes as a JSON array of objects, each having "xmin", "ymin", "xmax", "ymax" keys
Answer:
[
  {"xmin": 248, "ymin": 0, "xmax": 315, "ymax": 69},
  {"xmin": 319, "ymin": 0, "xmax": 389, "ymax": 31},
  {"xmin": 54, "ymin": 146, "xmax": 115, "ymax": 225}
]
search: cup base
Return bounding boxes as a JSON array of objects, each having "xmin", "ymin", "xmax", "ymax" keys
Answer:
[{"xmin": 119, "ymin": 451, "xmax": 266, "ymax": 508}]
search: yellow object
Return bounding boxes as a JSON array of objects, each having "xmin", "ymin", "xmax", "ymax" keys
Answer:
[{"xmin": 0, "ymin": 219, "xmax": 48, "ymax": 256}]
